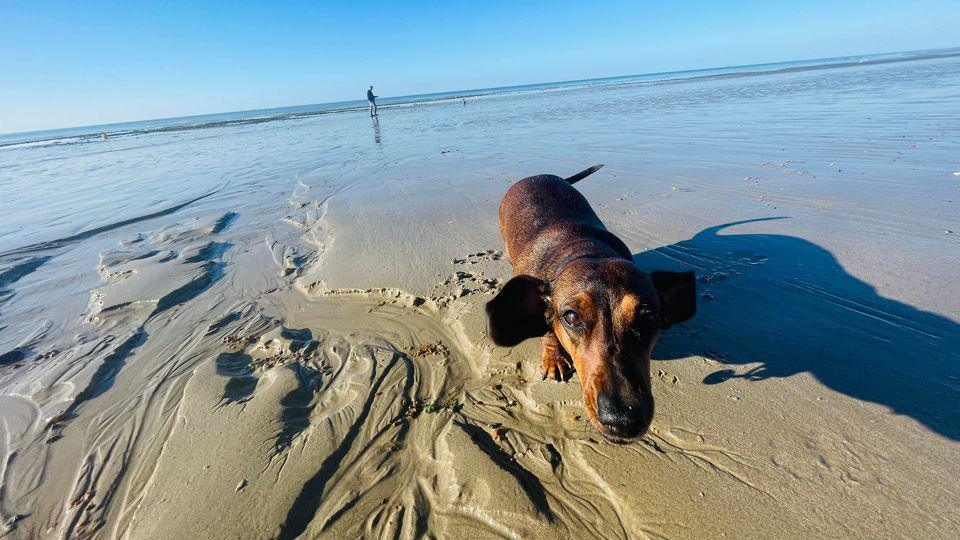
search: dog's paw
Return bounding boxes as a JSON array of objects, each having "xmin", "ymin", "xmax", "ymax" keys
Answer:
[{"xmin": 541, "ymin": 350, "xmax": 575, "ymax": 382}]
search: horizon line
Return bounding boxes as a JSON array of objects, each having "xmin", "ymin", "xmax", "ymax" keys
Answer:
[{"xmin": 3, "ymin": 45, "xmax": 959, "ymax": 139}]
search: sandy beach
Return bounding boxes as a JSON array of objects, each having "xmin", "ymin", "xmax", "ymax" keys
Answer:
[{"xmin": 1, "ymin": 52, "xmax": 959, "ymax": 539}]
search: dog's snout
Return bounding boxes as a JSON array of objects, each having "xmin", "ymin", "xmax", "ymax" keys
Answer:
[{"xmin": 595, "ymin": 391, "xmax": 652, "ymax": 439}]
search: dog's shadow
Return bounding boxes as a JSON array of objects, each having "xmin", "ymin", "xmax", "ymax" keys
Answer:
[{"xmin": 634, "ymin": 218, "xmax": 960, "ymax": 440}]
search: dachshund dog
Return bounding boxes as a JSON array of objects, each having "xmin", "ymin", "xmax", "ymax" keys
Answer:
[{"xmin": 486, "ymin": 165, "xmax": 696, "ymax": 442}]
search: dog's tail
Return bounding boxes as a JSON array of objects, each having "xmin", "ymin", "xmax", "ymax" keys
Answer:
[{"xmin": 565, "ymin": 164, "xmax": 604, "ymax": 185}]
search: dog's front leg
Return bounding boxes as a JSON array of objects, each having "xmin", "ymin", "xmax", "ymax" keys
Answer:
[{"xmin": 540, "ymin": 332, "xmax": 574, "ymax": 381}]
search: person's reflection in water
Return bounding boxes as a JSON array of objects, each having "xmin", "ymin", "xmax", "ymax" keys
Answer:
[{"xmin": 371, "ymin": 116, "xmax": 381, "ymax": 144}]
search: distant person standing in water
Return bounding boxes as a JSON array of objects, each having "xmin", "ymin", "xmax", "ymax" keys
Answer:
[{"xmin": 367, "ymin": 85, "xmax": 378, "ymax": 117}]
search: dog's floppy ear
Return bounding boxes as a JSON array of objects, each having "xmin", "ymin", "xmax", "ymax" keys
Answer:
[
  {"xmin": 651, "ymin": 270, "xmax": 696, "ymax": 329},
  {"xmin": 485, "ymin": 275, "xmax": 550, "ymax": 346}
]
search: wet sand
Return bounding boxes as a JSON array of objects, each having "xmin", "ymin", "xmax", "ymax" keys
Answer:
[{"xmin": 1, "ymin": 54, "xmax": 959, "ymax": 538}]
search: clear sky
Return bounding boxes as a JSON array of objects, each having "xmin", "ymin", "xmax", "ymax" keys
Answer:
[{"xmin": 1, "ymin": 0, "xmax": 958, "ymax": 134}]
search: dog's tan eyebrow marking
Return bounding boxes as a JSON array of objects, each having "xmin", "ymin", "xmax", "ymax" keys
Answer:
[{"xmin": 616, "ymin": 294, "xmax": 640, "ymax": 328}]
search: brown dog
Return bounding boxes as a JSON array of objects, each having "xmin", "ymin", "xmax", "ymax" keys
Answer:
[{"xmin": 486, "ymin": 165, "xmax": 696, "ymax": 442}]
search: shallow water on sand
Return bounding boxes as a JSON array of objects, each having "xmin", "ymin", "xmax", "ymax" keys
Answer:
[{"xmin": 0, "ymin": 54, "xmax": 958, "ymax": 538}]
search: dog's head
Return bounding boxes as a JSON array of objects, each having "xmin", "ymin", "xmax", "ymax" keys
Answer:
[{"xmin": 486, "ymin": 258, "xmax": 695, "ymax": 442}]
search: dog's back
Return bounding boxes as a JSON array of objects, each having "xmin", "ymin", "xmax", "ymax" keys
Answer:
[
  {"xmin": 499, "ymin": 175, "xmax": 601, "ymax": 251},
  {"xmin": 499, "ymin": 166, "xmax": 630, "ymax": 276}
]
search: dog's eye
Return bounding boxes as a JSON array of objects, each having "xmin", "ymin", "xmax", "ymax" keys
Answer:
[
  {"xmin": 562, "ymin": 310, "xmax": 582, "ymax": 327},
  {"xmin": 638, "ymin": 309, "xmax": 657, "ymax": 322}
]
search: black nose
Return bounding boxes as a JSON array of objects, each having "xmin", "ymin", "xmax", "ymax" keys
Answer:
[{"xmin": 596, "ymin": 392, "xmax": 651, "ymax": 439}]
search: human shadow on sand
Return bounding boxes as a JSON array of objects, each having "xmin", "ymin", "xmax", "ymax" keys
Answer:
[{"xmin": 634, "ymin": 218, "xmax": 960, "ymax": 440}]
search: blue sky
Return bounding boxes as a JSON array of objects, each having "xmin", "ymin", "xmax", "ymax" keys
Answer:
[{"xmin": 1, "ymin": 0, "xmax": 958, "ymax": 134}]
